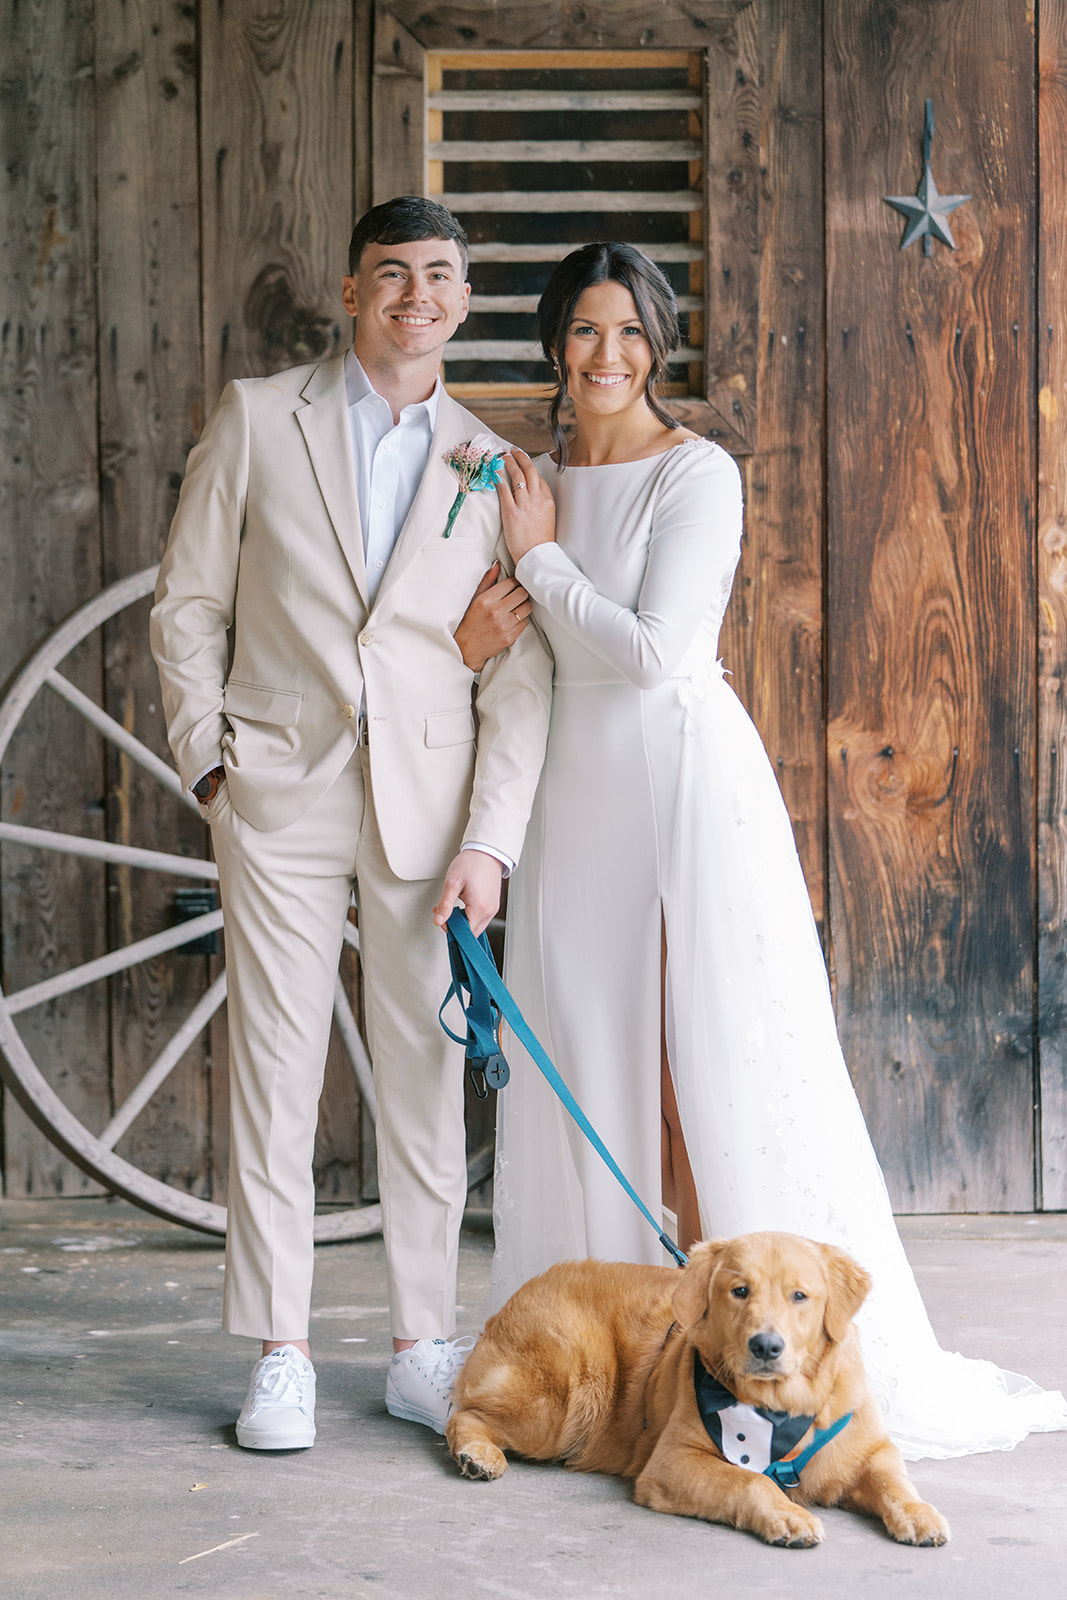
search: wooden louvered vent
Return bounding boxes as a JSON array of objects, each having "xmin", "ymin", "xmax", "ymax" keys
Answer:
[{"xmin": 426, "ymin": 50, "xmax": 706, "ymax": 410}]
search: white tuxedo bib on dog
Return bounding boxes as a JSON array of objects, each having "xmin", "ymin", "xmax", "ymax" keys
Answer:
[{"xmin": 694, "ymin": 1353, "xmax": 813, "ymax": 1473}]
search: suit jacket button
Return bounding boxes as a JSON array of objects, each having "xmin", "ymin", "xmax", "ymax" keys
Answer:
[
  {"xmin": 341, "ymin": 703, "xmax": 355, "ymax": 719},
  {"xmin": 359, "ymin": 631, "xmax": 374, "ymax": 647}
]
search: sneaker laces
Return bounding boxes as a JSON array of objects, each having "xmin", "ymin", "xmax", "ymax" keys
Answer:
[
  {"xmin": 254, "ymin": 1350, "xmax": 311, "ymax": 1408},
  {"xmin": 422, "ymin": 1335, "xmax": 476, "ymax": 1388}
]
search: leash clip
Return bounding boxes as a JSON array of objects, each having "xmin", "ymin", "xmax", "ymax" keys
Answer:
[{"xmin": 467, "ymin": 1052, "xmax": 510, "ymax": 1100}]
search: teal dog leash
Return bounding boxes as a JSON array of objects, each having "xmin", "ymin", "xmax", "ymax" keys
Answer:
[{"xmin": 441, "ymin": 908, "xmax": 687, "ymax": 1267}]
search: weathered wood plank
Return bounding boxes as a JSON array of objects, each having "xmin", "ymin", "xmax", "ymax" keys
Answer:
[
  {"xmin": 94, "ymin": 0, "xmax": 211, "ymax": 1197},
  {"xmin": 825, "ymin": 0, "xmax": 1036, "ymax": 1212},
  {"xmin": 1037, "ymin": 0, "xmax": 1067, "ymax": 1209},
  {"xmin": 702, "ymin": 0, "xmax": 760, "ymax": 453},
  {"xmin": 429, "ymin": 139, "xmax": 702, "ymax": 160},
  {"xmin": 718, "ymin": 0, "xmax": 825, "ymax": 926},
  {"xmin": 432, "ymin": 49, "xmax": 699, "ymax": 68},
  {"xmin": 440, "ymin": 190, "xmax": 702, "ymax": 212},
  {"xmin": 0, "ymin": 0, "xmax": 107, "ymax": 1196},
  {"xmin": 373, "ymin": 3, "xmax": 425, "ymax": 204},
  {"xmin": 387, "ymin": 3, "xmax": 747, "ymax": 52},
  {"xmin": 354, "ymin": 0, "xmax": 374, "ymax": 221},
  {"xmin": 201, "ymin": 0, "xmax": 352, "ymax": 404},
  {"xmin": 467, "ymin": 242, "xmax": 704, "ymax": 263},
  {"xmin": 429, "ymin": 90, "xmax": 703, "ymax": 110}
]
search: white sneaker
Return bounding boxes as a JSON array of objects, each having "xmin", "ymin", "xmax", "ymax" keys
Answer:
[
  {"xmin": 385, "ymin": 1336, "xmax": 476, "ymax": 1434},
  {"xmin": 235, "ymin": 1345, "xmax": 316, "ymax": 1450}
]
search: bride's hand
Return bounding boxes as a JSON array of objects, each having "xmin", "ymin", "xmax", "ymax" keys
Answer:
[{"xmin": 497, "ymin": 448, "xmax": 555, "ymax": 562}]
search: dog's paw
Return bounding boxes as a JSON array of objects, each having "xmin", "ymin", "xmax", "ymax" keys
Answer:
[
  {"xmin": 455, "ymin": 1441, "xmax": 508, "ymax": 1481},
  {"xmin": 761, "ymin": 1505, "xmax": 825, "ymax": 1548},
  {"xmin": 884, "ymin": 1499, "xmax": 951, "ymax": 1547}
]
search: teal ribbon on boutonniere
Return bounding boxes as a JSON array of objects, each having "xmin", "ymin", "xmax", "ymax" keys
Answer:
[{"xmin": 442, "ymin": 435, "xmax": 505, "ymax": 537}]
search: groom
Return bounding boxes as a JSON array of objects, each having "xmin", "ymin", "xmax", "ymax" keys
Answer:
[{"xmin": 150, "ymin": 196, "xmax": 551, "ymax": 1449}]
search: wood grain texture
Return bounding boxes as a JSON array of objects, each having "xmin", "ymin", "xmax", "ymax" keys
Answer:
[
  {"xmin": 717, "ymin": 0, "xmax": 825, "ymax": 925},
  {"xmin": 200, "ymin": 0, "xmax": 352, "ymax": 404},
  {"xmin": 1037, "ymin": 0, "xmax": 1067, "ymax": 1209},
  {"xmin": 372, "ymin": 3, "xmax": 425, "ymax": 204},
  {"xmin": 354, "ymin": 0, "xmax": 374, "ymax": 220},
  {"xmin": 702, "ymin": 0, "xmax": 760, "ymax": 452},
  {"xmin": 385, "ymin": 0, "xmax": 745, "ymax": 51},
  {"xmin": 825, "ymin": 0, "xmax": 1036, "ymax": 1212},
  {"xmin": 4, "ymin": 0, "xmax": 1063, "ymax": 1220},
  {"xmin": 0, "ymin": 0, "xmax": 107, "ymax": 1196},
  {"xmin": 94, "ymin": 0, "xmax": 212, "ymax": 1196}
]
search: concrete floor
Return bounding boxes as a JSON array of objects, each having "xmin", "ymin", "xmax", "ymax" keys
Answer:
[{"xmin": 3, "ymin": 1200, "xmax": 1067, "ymax": 1600}]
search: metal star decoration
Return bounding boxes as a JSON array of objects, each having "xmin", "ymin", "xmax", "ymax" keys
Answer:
[{"xmin": 884, "ymin": 101, "xmax": 970, "ymax": 255}]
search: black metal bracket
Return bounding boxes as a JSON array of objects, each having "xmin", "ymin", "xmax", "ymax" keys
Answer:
[{"xmin": 171, "ymin": 887, "xmax": 219, "ymax": 955}]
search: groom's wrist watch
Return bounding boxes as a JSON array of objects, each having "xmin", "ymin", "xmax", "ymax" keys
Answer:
[{"xmin": 192, "ymin": 765, "xmax": 226, "ymax": 804}]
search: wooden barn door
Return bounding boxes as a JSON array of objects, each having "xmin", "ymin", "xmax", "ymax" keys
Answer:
[
  {"xmin": 824, "ymin": 0, "xmax": 1039, "ymax": 1211},
  {"xmin": 7, "ymin": 0, "xmax": 1067, "ymax": 1216}
]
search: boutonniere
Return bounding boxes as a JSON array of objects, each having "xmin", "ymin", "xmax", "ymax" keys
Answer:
[{"xmin": 442, "ymin": 434, "xmax": 505, "ymax": 537}]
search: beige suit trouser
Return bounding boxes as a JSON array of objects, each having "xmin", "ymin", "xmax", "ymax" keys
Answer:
[{"xmin": 210, "ymin": 750, "xmax": 468, "ymax": 1342}]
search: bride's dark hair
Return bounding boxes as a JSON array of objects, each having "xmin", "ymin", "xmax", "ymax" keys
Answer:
[{"xmin": 538, "ymin": 242, "xmax": 681, "ymax": 467}]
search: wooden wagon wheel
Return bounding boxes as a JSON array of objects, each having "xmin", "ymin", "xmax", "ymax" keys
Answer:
[{"xmin": 0, "ymin": 567, "xmax": 493, "ymax": 1238}]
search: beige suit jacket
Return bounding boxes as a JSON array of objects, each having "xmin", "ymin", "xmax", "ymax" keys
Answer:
[{"xmin": 150, "ymin": 355, "xmax": 552, "ymax": 881}]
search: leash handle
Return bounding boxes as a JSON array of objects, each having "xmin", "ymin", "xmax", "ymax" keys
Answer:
[
  {"xmin": 439, "ymin": 919, "xmax": 510, "ymax": 1096},
  {"xmin": 444, "ymin": 909, "xmax": 687, "ymax": 1268}
]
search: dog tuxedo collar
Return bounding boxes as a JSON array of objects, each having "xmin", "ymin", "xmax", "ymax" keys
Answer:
[
  {"xmin": 693, "ymin": 1353, "xmax": 812, "ymax": 1472},
  {"xmin": 693, "ymin": 1353, "xmax": 853, "ymax": 1488}
]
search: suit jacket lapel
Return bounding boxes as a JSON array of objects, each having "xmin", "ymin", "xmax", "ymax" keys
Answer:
[
  {"xmin": 370, "ymin": 392, "xmax": 475, "ymax": 618},
  {"xmin": 296, "ymin": 356, "xmax": 369, "ymax": 608}
]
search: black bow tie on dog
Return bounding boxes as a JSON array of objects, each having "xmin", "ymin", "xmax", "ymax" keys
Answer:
[{"xmin": 693, "ymin": 1352, "xmax": 814, "ymax": 1473}]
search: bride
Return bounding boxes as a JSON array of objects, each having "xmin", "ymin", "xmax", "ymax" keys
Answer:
[{"xmin": 482, "ymin": 240, "xmax": 1067, "ymax": 1461}]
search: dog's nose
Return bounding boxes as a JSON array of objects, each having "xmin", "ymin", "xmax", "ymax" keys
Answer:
[{"xmin": 748, "ymin": 1330, "xmax": 785, "ymax": 1362}]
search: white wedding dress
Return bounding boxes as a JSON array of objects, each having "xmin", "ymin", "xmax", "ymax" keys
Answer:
[{"xmin": 492, "ymin": 437, "xmax": 1067, "ymax": 1460}]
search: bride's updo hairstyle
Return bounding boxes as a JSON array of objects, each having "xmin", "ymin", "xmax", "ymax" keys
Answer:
[{"xmin": 538, "ymin": 242, "xmax": 681, "ymax": 467}]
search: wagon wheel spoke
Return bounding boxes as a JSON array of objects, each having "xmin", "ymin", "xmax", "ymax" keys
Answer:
[
  {"xmin": 0, "ymin": 821, "xmax": 218, "ymax": 881},
  {"xmin": 4, "ymin": 911, "xmax": 224, "ymax": 1016},
  {"xmin": 0, "ymin": 565, "xmax": 487, "ymax": 1244},
  {"xmin": 0, "ymin": 565, "xmax": 236, "ymax": 1234},
  {"xmin": 44, "ymin": 668, "xmax": 198, "ymax": 810},
  {"xmin": 98, "ymin": 971, "xmax": 229, "ymax": 1151}
]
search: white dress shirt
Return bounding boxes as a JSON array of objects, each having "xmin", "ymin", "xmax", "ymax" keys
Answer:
[{"xmin": 345, "ymin": 349, "xmax": 439, "ymax": 604}]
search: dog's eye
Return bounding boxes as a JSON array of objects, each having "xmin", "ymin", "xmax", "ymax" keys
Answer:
[
  {"xmin": 730, "ymin": 1285, "xmax": 749, "ymax": 1300},
  {"xmin": 791, "ymin": 1291, "xmax": 807, "ymax": 1303}
]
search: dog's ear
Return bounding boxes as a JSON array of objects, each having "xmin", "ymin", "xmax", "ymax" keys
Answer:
[
  {"xmin": 671, "ymin": 1239, "xmax": 726, "ymax": 1328},
  {"xmin": 819, "ymin": 1245, "xmax": 872, "ymax": 1344}
]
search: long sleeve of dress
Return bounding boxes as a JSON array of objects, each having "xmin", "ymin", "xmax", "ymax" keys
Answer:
[{"xmin": 514, "ymin": 443, "xmax": 743, "ymax": 689}]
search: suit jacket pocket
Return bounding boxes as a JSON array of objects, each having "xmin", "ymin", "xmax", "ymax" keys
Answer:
[
  {"xmin": 425, "ymin": 706, "xmax": 475, "ymax": 748},
  {"xmin": 223, "ymin": 680, "xmax": 304, "ymax": 726}
]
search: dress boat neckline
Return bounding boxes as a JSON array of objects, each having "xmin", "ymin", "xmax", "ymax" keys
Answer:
[{"xmin": 544, "ymin": 438, "xmax": 710, "ymax": 471}]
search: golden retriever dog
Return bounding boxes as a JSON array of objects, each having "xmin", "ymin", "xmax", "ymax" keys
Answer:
[{"xmin": 447, "ymin": 1232, "xmax": 949, "ymax": 1548}]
